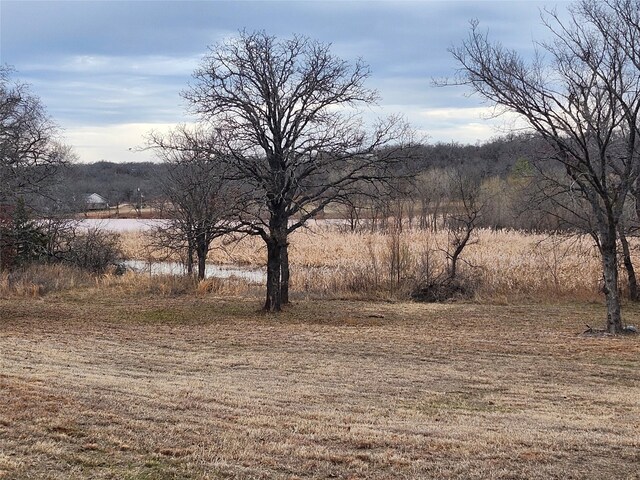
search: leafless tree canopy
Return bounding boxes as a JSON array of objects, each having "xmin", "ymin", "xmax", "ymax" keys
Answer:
[
  {"xmin": 182, "ymin": 31, "xmax": 412, "ymax": 310},
  {"xmin": 149, "ymin": 127, "xmax": 240, "ymax": 280},
  {"xmin": 1, "ymin": 66, "xmax": 77, "ymax": 271},
  {"xmin": 451, "ymin": 0, "xmax": 640, "ymax": 333},
  {"xmin": 0, "ymin": 66, "xmax": 70, "ymax": 203}
]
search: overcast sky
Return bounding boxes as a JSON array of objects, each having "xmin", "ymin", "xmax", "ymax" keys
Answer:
[{"xmin": 1, "ymin": 0, "xmax": 567, "ymax": 163}]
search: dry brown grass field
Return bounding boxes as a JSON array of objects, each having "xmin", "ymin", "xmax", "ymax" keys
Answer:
[
  {"xmin": 2, "ymin": 226, "xmax": 639, "ymax": 478},
  {"xmin": 1, "ymin": 285, "xmax": 640, "ymax": 479},
  {"xmin": 123, "ymin": 225, "xmax": 608, "ymax": 301}
]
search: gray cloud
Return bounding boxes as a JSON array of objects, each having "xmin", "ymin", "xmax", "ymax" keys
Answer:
[{"xmin": 1, "ymin": 0, "xmax": 569, "ymax": 162}]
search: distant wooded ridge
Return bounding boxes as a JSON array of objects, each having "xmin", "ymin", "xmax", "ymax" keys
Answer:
[{"xmin": 64, "ymin": 134, "xmax": 544, "ymax": 206}]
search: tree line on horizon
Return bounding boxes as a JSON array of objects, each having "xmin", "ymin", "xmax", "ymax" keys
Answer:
[{"xmin": 46, "ymin": 133, "xmax": 548, "ymax": 219}]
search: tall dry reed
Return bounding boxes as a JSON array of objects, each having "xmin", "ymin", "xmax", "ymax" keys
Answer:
[
  {"xmin": 0, "ymin": 264, "xmax": 95, "ymax": 297},
  {"xmin": 120, "ymin": 224, "xmax": 611, "ymax": 301},
  {"xmin": 96, "ymin": 271, "xmax": 259, "ymax": 297},
  {"xmin": 287, "ymin": 227, "xmax": 604, "ymax": 301}
]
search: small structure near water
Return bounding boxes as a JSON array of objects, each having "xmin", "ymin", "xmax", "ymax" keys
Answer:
[{"xmin": 85, "ymin": 193, "xmax": 109, "ymax": 211}]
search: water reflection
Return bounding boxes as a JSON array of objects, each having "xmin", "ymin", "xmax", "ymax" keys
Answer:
[{"xmin": 125, "ymin": 260, "xmax": 265, "ymax": 283}]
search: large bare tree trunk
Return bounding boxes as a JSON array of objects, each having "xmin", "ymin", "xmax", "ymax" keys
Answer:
[
  {"xmin": 264, "ymin": 239, "xmax": 282, "ymax": 311},
  {"xmin": 280, "ymin": 241, "xmax": 290, "ymax": 305},
  {"xmin": 618, "ymin": 224, "xmax": 639, "ymax": 301},
  {"xmin": 197, "ymin": 240, "xmax": 207, "ymax": 281},
  {"xmin": 264, "ymin": 208, "xmax": 288, "ymax": 311},
  {"xmin": 186, "ymin": 238, "xmax": 194, "ymax": 276},
  {"xmin": 601, "ymin": 231, "xmax": 624, "ymax": 334},
  {"xmin": 197, "ymin": 254, "xmax": 206, "ymax": 280}
]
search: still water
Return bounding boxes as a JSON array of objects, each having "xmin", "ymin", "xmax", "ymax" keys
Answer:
[
  {"xmin": 125, "ymin": 260, "xmax": 266, "ymax": 283},
  {"xmin": 82, "ymin": 219, "xmax": 267, "ymax": 283},
  {"xmin": 79, "ymin": 218, "xmax": 168, "ymax": 232}
]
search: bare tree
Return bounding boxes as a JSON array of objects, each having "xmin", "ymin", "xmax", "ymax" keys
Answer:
[
  {"xmin": 451, "ymin": 0, "xmax": 640, "ymax": 333},
  {"xmin": 182, "ymin": 31, "xmax": 412, "ymax": 311},
  {"xmin": 150, "ymin": 128, "xmax": 239, "ymax": 281},
  {"xmin": 1, "ymin": 66, "xmax": 73, "ymax": 270},
  {"xmin": 416, "ymin": 167, "xmax": 457, "ymax": 233},
  {"xmin": 532, "ymin": 165, "xmax": 640, "ymax": 302},
  {"xmin": 617, "ymin": 216, "xmax": 639, "ymax": 300},
  {"xmin": 444, "ymin": 168, "xmax": 484, "ymax": 281},
  {"xmin": 411, "ymin": 167, "xmax": 484, "ymax": 303},
  {"xmin": 0, "ymin": 66, "xmax": 69, "ymax": 202}
]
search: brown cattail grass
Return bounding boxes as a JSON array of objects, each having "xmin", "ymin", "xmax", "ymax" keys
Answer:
[
  {"xmin": 0, "ymin": 264, "xmax": 95, "ymax": 298},
  {"xmin": 112, "ymin": 224, "xmax": 618, "ymax": 302}
]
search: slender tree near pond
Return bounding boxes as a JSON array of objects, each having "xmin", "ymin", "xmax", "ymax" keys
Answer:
[
  {"xmin": 451, "ymin": 0, "xmax": 640, "ymax": 333},
  {"xmin": 150, "ymin": 127, "xmax": 240, "ymax": 281},
  {"xmin": 181, "ymin": 31, "xmax": 413, "ymax": 311}
]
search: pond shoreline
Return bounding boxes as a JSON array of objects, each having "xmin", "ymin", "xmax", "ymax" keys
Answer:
[{"xmin": 124, "ymin": 259, "xmax": 266, "ymax": 283}]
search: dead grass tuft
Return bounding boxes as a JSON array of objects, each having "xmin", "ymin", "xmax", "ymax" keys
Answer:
[
  {"xmin": 0, "ymin": 264, "xmax": 95, "ymax": 298},
  {"xmin": 96, "ymin": 271, "xmax": 258, "ymax": 298}
]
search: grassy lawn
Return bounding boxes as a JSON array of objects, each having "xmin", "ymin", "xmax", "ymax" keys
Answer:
[{"xmin": 1, "ymin": 290, "xmax": 639, "ymax": 479}]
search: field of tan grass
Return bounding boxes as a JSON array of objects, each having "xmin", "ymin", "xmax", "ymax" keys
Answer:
[
  {"xmin": 1, "ymin": 287, "xmax": 639, "ymax": 479},
  {"xmin": 122, "ymin": 225, "xmax": 608, "ymax": 301}
]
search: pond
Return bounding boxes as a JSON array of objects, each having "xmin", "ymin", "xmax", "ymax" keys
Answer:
[
  {"xmin": 78, "ymin": 217, "xmax": 344, "ymax": 232},
  {"xmin": 125, "ymin": 260, "xmax": 266, "ymax": 283},
  {"xmin": 78, "ymin": 218, "xmax": 169, "ymax": 232},
  {"xmin": 75, "ymin": 220, "xmax": 265, "ymax": 283}
]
